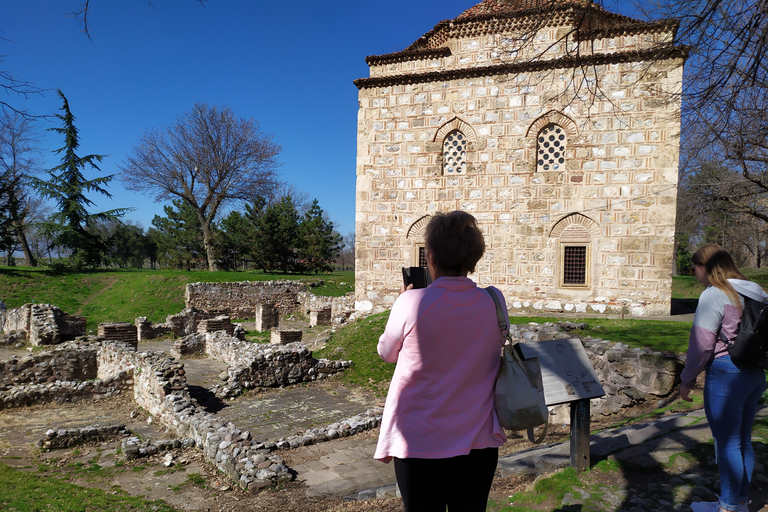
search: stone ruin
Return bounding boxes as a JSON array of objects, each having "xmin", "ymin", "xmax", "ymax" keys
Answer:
[
  {"xmin": 0, "ymin": 282, "xmax": 367, "ymax": 491},
  {"xmin": 0, "ymin": 303, "xmax": 86, "ymax": 346},
  {"xmin": 0, "ymin": 279, "xmax": 688, "ymax": 491},
  {"xmin": 0, "ymin": 325, "xmax": 366, "ymax": 491}
]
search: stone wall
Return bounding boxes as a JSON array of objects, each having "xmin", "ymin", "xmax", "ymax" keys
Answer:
[
  {"xmin": 39, "ymin": 424, "xmax": 129, "ymax": 451},
  {"xmin": 186, "ymin": 281, "xmax": 307, "ymax": 319},
  {"xmin": 136, "ymin": 317, "xmax": 171, "ymax": 341},
  {"xmin": 508, "ymin": 321, "xmax": 684, "ymax": 422},
  {"xmin": 0, "ymin": 340, "xmax": 98, "ymax": 389},
  {"xmin": 0, "ymin": 338, "xmax": 133, "ymax": 411},
  {"xmin": 298, "ymin": 291, "xmax": 357, "ymax": 324},
  {"xmin": 202, "ymin": 331, "xmax": 353, "ymax": 397},
  {"xmin": 353, "ymin": 5, "xmax": 684, "ymax": 317},
  {"xmin": 1, "ymin": 304, "xmax": 86, "ymax": 345}
]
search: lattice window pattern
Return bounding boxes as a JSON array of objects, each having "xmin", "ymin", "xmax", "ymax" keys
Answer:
[
  {"xmin": 563, "ymin": 246, "xmax": 587, "ymax": 285},
  {"xmin": 418, "ymin": 246, "xmax": 428, "ymax": 268},
  {"xmin": 537, "ymin": 124, "xmax": 566, "ymax": 172},
  {"xmin": 443, "ymin": 131, "xmax": 467, "ymax": 174}
]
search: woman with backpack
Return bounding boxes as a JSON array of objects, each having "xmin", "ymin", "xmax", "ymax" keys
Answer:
[{"xmin": 680, "ymin": 245, "xmax": 767, "ymax": 512}]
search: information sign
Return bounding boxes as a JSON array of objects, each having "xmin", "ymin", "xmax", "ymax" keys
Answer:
[{"xmin": 516, "ymin": 338, "xmax": 605, "ymax": 406}]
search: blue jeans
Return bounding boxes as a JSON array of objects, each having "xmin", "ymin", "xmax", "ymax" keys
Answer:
[{"xmin": 704, "ymin": 355, "xmax": 766, "ymax": 510}]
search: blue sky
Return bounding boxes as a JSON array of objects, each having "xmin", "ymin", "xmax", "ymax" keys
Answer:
[{"xmin": 2, "ymin": 0, "xmax": 639, "ymax": 237}]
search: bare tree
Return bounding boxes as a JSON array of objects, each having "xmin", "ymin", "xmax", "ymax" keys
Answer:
[
  {"xmin": 70, "ymin": 0, "xmax": 208, "ymax": 40},
  {"xmin": 0, "ymin": 111, "xmax": 42, "ymax": 265},
  {"xmin": 638, "ymin": 0, "xmax": 768, "ymax": 109},
  {"xmin": 337, "ymin": 231, "xmax": 355, "ymax": 271},
  {"xmin": 120, "ymin": 103, "xmax": 282, "ymax": 271},
  {"xmin": 2, "ymin": 1, "xmax": 208, "ymax": 117}
]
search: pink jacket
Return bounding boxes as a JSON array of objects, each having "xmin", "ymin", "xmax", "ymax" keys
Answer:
[{"xmin": 374, "ymin": 276, "xmax": 507, "ymax": 463}]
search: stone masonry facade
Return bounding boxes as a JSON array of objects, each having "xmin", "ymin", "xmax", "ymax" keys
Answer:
[{"xmin": 354, "ymin": 0, "xmax": 686, "ymax": 316}]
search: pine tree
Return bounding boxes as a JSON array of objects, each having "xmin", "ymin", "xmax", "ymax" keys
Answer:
[
  {"xmin": 219, "ymin": 210, "xmax": 255, "ymax": 271},
  {"xmin": 257, "ymin": 196, "xmax": 300, "ymax": 273},
  {"xmin": 150, "ymin": 199, "xmax": 205, "ymax": 270},
  {"xmin": 32, "ymin": 90, "xmax": 130, "ymax": 268},
  {"xmin": 297, "ymin": 199, "xmax": 343, "ymax": 273}
]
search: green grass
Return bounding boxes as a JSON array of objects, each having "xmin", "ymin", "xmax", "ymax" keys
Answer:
[
  {"xmin": 0, "ymin": 267, "xmax": 353, "ymax": 331},
  {"xmin": 508, "ymin": 316, "xmax": 692, "ymax": 354},
  {"xmin": 672, "ymin": 275, "xmax": 707, "ymax": 299},
  {"xmin": 314, "ymin": 310, "xmax": 393, "ymax": 395},
  {"xmin": 0, "ymin": 462, "xmax": 178, "ymax": 511}
]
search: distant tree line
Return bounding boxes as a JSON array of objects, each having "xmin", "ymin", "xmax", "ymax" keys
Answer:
[{"xmin": 0, "ymin": 92, "xmax": 344, "ymax": 273}]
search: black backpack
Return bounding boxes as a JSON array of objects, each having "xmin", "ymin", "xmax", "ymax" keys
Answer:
[{"xmin": 718, "ymin": 294, "xmax": 768, "ymax": 369}]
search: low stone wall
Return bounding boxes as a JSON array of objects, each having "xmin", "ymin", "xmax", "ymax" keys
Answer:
[
  {"xmin": 136, "ymin": 317, "xmax": 171, "ymax": 341},
  {"xmin": 98, "ymin": 343, "xmax": 294, "ymax": 490},
  {"xmin": 171, "ymin": 333, "xmax": 207, "ymax": 359},
  {"xmin": 508, "ymin": 321, "xmax": 684, "ymax": 421},
  {"xmin": 186, "ymin": 281, "xmax": 307, "ymax": 319},
  {"xmin": 38, "ymin": 424, "xmax": 129, "ymax": 451},
  {"xmin": 298, "ymin": 291, "xmax": 356, "ymax": 324},
  {"xmin": 202, "ymin": 331, "xmax": 353, "ymax": 398},
  {"xmin": 0, "ymin": 340, "xmax": 98, "ymax": 390},
  {"xmin": 134, "ymin": 308, "xmax": 217, "ymax": 341},
  {"xmin": 0, "ymin": 371, "xmax": 133, "ymax": 411},
  {"xmin": 0, "ymin": 304, "xmax": 86, "ymax": 346}
]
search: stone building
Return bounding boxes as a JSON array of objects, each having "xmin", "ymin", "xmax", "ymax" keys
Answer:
[{"xmin": 353, "ymin": 0, "xmax": 686, "ymax": 316}]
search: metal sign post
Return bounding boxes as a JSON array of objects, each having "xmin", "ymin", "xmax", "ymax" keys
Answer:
[{"xmin": 517, "ymin": 338, "xmax": 605, "ymax": 471}]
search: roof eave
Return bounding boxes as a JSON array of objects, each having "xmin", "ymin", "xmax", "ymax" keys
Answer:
[{"xmin": 354, "ymin": 45, "xmax": 689, "ymax": 89}]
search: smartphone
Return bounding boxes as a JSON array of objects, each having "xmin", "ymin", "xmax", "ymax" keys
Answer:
[{"xmin": 402, "ymin": 266, "xmax": 432, "ymax": 289}]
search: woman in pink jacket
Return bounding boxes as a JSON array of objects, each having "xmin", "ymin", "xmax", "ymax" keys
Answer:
[
  {"xmin": 374, "ymin": 211, "xmax": 506, "ymax": 512},
  {"xmin": 681, "ymin": 245, "xmax": 767, "ymax": 512}
]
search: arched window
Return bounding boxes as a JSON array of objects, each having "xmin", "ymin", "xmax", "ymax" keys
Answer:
[
  {"xmin": 549, "ymin": 214, "xmax": 599, "ymax": 289},
  {"xmin": 537, "ymin": 123, "xmax": 566, "ymax": 172},
  {"xmin": 443, "ymin": 130, "xmax": 467, "ymax": 175}
]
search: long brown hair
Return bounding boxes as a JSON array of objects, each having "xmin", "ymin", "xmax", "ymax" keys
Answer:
[{"xmin": 692, "ymin": 244, "xmax": 746, "ymax": 311}]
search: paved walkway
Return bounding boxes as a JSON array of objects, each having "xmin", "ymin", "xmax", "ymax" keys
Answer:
[{"xmin": 289, "ymin": 405, "xmax": 768, "ymax": 510}]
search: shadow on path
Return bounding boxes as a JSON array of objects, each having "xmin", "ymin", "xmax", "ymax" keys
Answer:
[{"xmin": 187, "ymin": 384, "xmax": 228, "ymax": 413}]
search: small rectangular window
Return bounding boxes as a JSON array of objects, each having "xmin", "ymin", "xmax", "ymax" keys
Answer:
[
  {"xmin": 563, "ymin": 246, "xmax": 587, "ymax": 285},
  {"xmin": 418, "ymin": 246, "xmax": 428, "ymax": 268}
]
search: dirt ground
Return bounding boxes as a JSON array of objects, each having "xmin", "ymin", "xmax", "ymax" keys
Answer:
[{"xmin": 0, "ymin": 386, "xmax": 680, "ymax": 512}]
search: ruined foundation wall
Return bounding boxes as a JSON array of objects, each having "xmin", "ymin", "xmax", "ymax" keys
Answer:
[
  {"xmin": 202, "ymin": 331, "xmax": 353, "ymax": 393},
  {"xmin": 0, "ymin": 340, "xmax": 98, "ymax": 389},
  {"xmin": 185, "ymin": 281, "xmax": 306, "ymax": 318}
]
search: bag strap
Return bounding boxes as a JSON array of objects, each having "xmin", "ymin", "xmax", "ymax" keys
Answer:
[
  {"xmin": 718, "ymin": 292, "xmax": 747, "ymax": 345},
  {"xmin": 485, "ymin": 287, "xmax": 509, "ymax": 347},
  {"xmin": 485, "ymin": 288, "xmax": 549, "ymax": 444}
]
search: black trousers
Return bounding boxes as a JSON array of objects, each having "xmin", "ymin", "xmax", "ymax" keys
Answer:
[{"xmin": 393, "ymin": 447, "xmax": 499, "ymax": 512}]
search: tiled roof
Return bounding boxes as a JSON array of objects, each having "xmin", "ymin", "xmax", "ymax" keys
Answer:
[
  {"xmin": 456, "ymin": 0, "xmax": 593, "ymax": 19},
  {"xmin": 393, "ymin": 0, "xmax": 669, "ymax": 54}
]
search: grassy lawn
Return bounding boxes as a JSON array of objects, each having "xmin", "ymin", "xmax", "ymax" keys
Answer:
[{"xmin": 0, "ymin": 267, "xmax": 353, "ymax": 332}]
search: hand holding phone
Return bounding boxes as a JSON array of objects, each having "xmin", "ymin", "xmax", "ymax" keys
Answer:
[{"xmin": 402, "ymin": 266, "xmax": 432, "ymax": 289}]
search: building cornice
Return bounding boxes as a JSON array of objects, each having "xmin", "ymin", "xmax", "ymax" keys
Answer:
[{"xmin": 354, "ymin": 46, "xmax": 689, "ymax": 89}]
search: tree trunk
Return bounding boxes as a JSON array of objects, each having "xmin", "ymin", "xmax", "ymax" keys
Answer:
[{"xmin": 14, "ymin": 224, "xmax": 37, "ymax": 267}]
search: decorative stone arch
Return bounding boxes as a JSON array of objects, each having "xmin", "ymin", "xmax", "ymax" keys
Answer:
[
  {"xmin": 525, "ymin": 110, "xmax": 579, "ymax": 138},
  {"xmin": 406, "ymin": 215, "xmax": 432, "ymax": 267},
  {"xmin": 434, "ymin": 117, "xmax": 477, "ymax": 176},
  {"xmin": 433, "ymin": 117, "xmax": 477, "ymax": 143},
  {"xmin": 549, "ymin": 213, "xmax": 600, "ymax": 289},
  {"xmin": 548, "ymin": 213, "xmax": 600, "ymax": 239}
]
